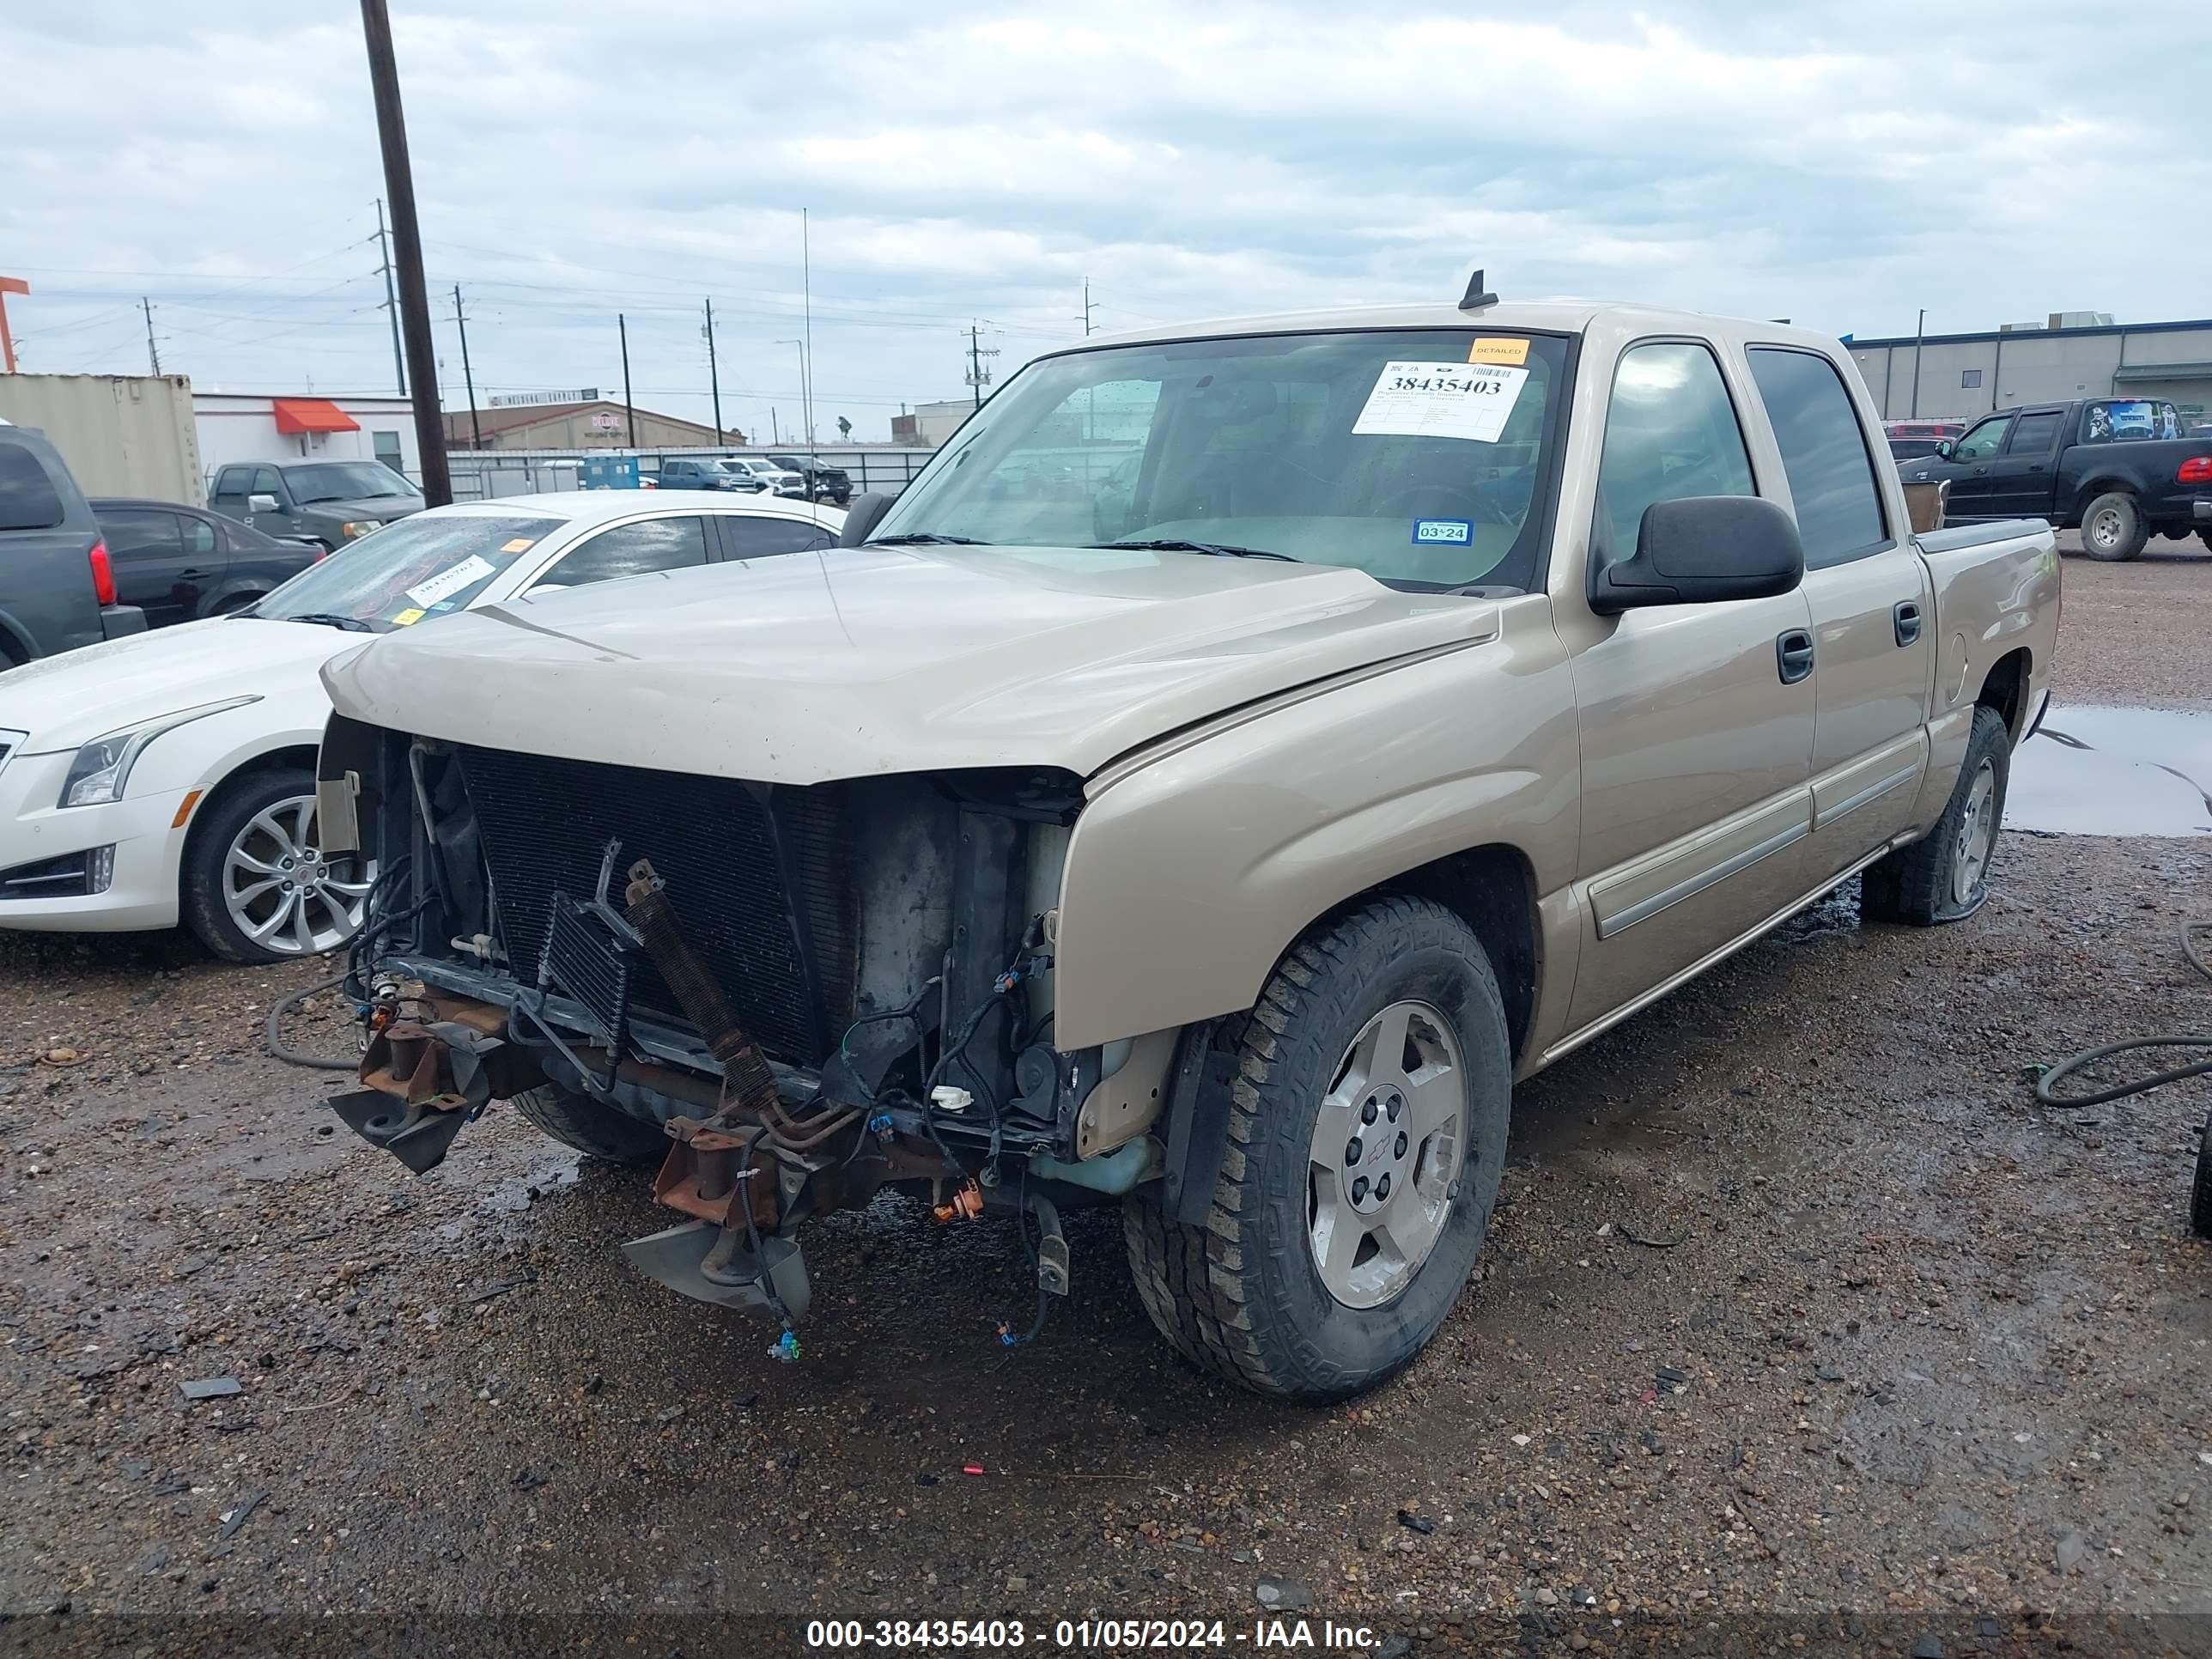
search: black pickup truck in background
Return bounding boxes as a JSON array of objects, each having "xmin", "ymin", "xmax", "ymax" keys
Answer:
[{"xmin": 1899, "ymin": 397, "xmax": 2212, "ymax": 561}]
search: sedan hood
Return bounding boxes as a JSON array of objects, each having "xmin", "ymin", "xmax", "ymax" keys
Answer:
[
  {"xmin": 320, "ymin": 544, "xmax": 1500, "ymax": 784},
  {"xmin": 0, "ymin": 617, "xmax": 354, "ymax": 752}
]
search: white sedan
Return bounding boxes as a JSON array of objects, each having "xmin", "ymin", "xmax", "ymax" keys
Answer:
[
  {"xmin": 0, "ymin": 490, "xmax": 843, "ymax": 961},
  {"xmin": 722, "ymin": 458, "xmax": 808, "ymax": 497}
]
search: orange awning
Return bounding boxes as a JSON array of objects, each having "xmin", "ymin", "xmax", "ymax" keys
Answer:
[{"xmin": 271, "ymin": 398, "xmax": 360, "ymax": 435}]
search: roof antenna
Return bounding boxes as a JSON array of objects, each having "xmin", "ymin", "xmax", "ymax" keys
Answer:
[{"xmin": 1458, "ymin": 268, "xmax": 1498, "ymax": 311}]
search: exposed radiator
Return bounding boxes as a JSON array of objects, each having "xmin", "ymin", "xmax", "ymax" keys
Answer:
[{"xmin": 455, "ymin": 747, "xmax": 856, "ymax": 1066}]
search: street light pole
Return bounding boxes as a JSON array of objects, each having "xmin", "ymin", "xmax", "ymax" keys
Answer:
[
  {"xmin": 1908, "ymin": 307, "xmax": 1926, "ymax": 420},
  {"xmin": 356, "ymin": 0, "xmax": 451, "ymax": 505}
]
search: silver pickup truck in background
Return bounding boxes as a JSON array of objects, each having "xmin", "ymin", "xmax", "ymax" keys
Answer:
[{"xmin": 313, "ymin": 285, "xmax": 2059, "ymax": 1401}]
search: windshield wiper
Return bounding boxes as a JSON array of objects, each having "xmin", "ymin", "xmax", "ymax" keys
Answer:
[
  {"xmin": 277, "ymin": 612, "xmax": 377, "ymax": 633},
  {"xmin": 1096, "ymin": 538, "xmax": 1297, "ymax": 562},
  {"xmin": 865, "ymin": 532, "xmax": 993, "ymax": 546}
]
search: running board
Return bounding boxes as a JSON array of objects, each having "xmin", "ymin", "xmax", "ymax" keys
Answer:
[{"xmin": 621, "ymin": 1219, "xmax": 811, "ymax": 1320}]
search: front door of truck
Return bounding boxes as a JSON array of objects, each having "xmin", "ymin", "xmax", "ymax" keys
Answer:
[
  {"xmin": 1560, "ymin": 338, "xmax": 1818, "ymax": 1035},
  {"xmin": 1926, "ymin": 413, "xmax": 2013, "ymax": 520},
  {"xmin": 1745, "ymin": 345, "xmax": 1934, "ymax": 878}
]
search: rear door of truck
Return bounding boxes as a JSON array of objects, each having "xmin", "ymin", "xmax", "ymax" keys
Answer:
[
  {"xmin": 1741, "ymin": 343, "xmax": 1935, "ymax": 876},
  {"xmin": 1984, "ymin": 406, "xmax": 2068, "ymax": 521}
]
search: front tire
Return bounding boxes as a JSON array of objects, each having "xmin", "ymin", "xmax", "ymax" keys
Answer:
[
  {"xmin": 509, "ymin": 1085, "xmax": 667, "ymax": 1165},
  {"xmin": 2079, "ymin": 491, "xmax": 2148, "ymax": 562},
  {"xmin": 1123, "ymin": 896, "xmax": 1512, "ymax": 1401},
  {"xmin": 181, "ymin": 767, "xmax": 374, "ymax": 963},
  {"xmin": 1862, "ymin": 704, "xmax": 2011, "ymax": 926}
]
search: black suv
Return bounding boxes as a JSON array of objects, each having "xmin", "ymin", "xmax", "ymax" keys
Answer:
[
  {"xmin": 766, "ymin": 453, "xmax": 852, "ymax": 505},
  {"xmin": 0, "ymin": 425, "xmax": 147, "ymax": 666}
]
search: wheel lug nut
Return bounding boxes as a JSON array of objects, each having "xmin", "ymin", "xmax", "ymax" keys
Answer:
[
  {"xmin": 1352, "ymin": 1176, "xmax": 1369, "ymax": 1203},
  {"xmin": 1345, "ymin": 1137, "xmax": 1364, "ymax": 1166},
  {"xmin": 1388, "ymin": 1095, "xmax": 1402, "ymax": 1121},
  {"xmin": 1375, "ymin": 1173, "xmax": 1392, "ymax": 1201},
  {"xmin": 1360, "ymin": 1100, "xmax": 1377, "ymax": 1125},
  {"xmin": 1395, "ymin": 1132, "xmax": 1408, "ymax": 1158}
]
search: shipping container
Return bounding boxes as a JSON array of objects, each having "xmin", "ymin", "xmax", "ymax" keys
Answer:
[{"xmin": 0, "ymin": 374, "xmax": 204, "ymax": 504}]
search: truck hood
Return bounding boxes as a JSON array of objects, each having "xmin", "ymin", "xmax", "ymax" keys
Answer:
[
  {"xmin": 319, "ymin": 544, "xmax": 1501, "ymax": 784},
  {"xmin": 301, "ymin": 495, "xmax": 422, "ymax": 522},
  {"xmin": 1, "ymin": 617, "xmax": 352, "ymax": 752}
]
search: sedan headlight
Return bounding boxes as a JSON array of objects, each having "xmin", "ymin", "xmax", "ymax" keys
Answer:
[
  {"xmin": 59, "ymin": 697, "xmax": 262, "ymax": 808},
  {"xmin": 342, "ymin": 520, "xmax": 384, "ymax": 539}
]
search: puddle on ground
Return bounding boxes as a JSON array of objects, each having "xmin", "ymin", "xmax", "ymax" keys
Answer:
[{"xmin": 2009, "ymin": 705, "xmax": 2212, "ymax": 837}]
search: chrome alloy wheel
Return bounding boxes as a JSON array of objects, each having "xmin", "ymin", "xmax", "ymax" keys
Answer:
[
  {"xmin": 222, "ymin": 793, "xmax": 374, "ymax": 956},
  {"xmin": 1306, "ymin": 1000, "xmax": 1466, "ymax": 1310},
  {"xmin": 1951, "ymin": 757, "xmax": 1997, "ymax": 907}
]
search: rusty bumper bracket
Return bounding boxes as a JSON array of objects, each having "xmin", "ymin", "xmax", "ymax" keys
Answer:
[
  {"xmin": 621, "ymin": 1219, "xmax": 811, "ymax": 1319},
  {"xmin": 325, "ymin": 1087, "xmax": 472, "ymax": 1175}
]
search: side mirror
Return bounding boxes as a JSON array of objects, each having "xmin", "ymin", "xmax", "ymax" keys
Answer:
[
  {"xmin": 836, "ymin": 491, "xmax": 895, "ymax": 546},
  {"xmin": 247, "ymin": 493, "xmax": 280, "ymax": 514},
  {"xmin": 1589, "ymin": 495, "xmax": 1803, "ymax": 616},
  {"xmin": 1933, "ymin": 440, "xmax": 1955, "ymax": 459}
]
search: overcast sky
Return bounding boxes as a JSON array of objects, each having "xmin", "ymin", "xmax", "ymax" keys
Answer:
[{"xmin": 3, "ymin": 2, "xmax": 2204, "ymax": 444}]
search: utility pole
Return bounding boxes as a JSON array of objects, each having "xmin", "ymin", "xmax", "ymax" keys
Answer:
[
  {"xmin": 800, "ymin": 212, "xmax": 820, "ymax": 449},
  {"xmin": 451, "ymin": 285, "xmax": 481, "ymax": 447},
  {"xmin": 703, "ymin": 298, "xmax": 722, "ymax": 441},
  {"xmin": 770, "ymin": 406, "xmax": 779, "ymax": 446},
  {"xmin": 1908, "ymin": 307, "xmax": 1927, "ymax": 420},
  {"xmin": 141, "ymin": 298, "xmax": 162, "ymax": 375},
  {"xmin": 0, "ymin": 276, "xmax": 27, "ymax": 374},
  {"xmin": 964, "ymin": 324, "xmax": 1000, "ymax": 410},
  {"xmin": 358, "ymin": 0, "xmax": 450, "ymax": 504},
  {"xmin": 618, "ymin": 313, "xmax": 636, "ymax": 446},
  {"xmin": 374, "ymin": 197, "xmax": 406, "ymax": 396},
  {"xmin": 1080, "ymin": 278, "xmax": 1097, "ymax": 336}
]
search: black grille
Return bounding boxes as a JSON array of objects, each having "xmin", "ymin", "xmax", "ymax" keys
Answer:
[{"xmin": 457, "ymin": 747, "xmax": 856, "ymax": 1065}]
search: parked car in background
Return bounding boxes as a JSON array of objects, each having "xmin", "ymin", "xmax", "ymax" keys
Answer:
[
  {"xmin": 316, "ymin": 297, "xmax": 2057, "ymax": 1401},
  {"xmin": 725, "ymin": 456, "xmax": 807, "ymax": 497},
  {"xmin": 1885, "ymin": 419, "xmax": 1966, "ymax": 442},
  {"xmin": 1898, "ymin": 397, "xmax": 2212, "ymax": 559},
  {"xmin": 91, "ymin": 498, "xmax": 325, "ymax": 628},
  {"xmin": 206, "ymin": 460, "xmax": 423, "ymax": 550},
  {"xmin": 766, "ymin": 452, "xmax": 854, "ymax": 505},
  {"xmin": 0, "ymin": 424, "xmax": 148, "ymax": 668},
  {"xmin": 656, "ymin": 458, "xmax": 753, "ymax": 492},
  {"xmin": 0, "ymin": 493, "xmax": 842, "ymax": 959}
]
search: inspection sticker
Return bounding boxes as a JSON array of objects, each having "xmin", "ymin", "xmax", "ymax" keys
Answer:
[
  {"xmin": 404, "ymin": 554, "xmax": 496, "ymax": 608},
  {"xmin": 390, "ymin": 607, "xmax": 426, "ymax": 627},
  {"xmin": 1353, "ymin": 361, "xmax": 1528, "ymax": 443},
  {"xmin": 1412, "ymin": 518, "xmax": 1474, "ymax": 545}
]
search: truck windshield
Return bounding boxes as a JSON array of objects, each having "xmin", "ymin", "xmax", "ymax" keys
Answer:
[
  {"xmin": 246, "ymin": 514, "xmax": 561, "ymax": 632},
  {"xmin": 872, "ymin": 327, "xmax": 1571, "ymax": 589},
  {"xmin": 283, "ymin": 461, "xmax": 419, "ymax": 503}
]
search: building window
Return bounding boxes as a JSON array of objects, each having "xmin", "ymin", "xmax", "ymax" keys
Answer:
[
  {"xmin": 373, "ymin": 430, "xmax": 404, "ymax": 470},
  {"xmin": 1961, "ymin": 368, "xmax": 1983, "ymax": 389}
]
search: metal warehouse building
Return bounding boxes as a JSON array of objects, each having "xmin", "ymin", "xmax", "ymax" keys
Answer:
[{"xmin": 1849, "ymin": 315, "xmax": 2212, "ymax": 422}]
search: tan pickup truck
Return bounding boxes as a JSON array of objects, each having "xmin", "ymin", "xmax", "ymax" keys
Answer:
[{"xmin": 314, "ymin": 288, "xmax": 2059, "ymax": 1401}]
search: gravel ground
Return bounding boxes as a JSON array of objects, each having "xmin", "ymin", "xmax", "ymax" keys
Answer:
[{"xmin": 3, "ymin": 545, "xmax": 2210, "ymax": 1657}]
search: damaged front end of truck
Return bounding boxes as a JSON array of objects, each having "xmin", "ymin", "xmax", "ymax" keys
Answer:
[{"xmin": 313, "ymin": 716, "xmax": 1165, "ymax": 1329}]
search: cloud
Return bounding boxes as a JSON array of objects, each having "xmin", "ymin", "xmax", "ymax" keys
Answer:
[{"xmin": 0, "ymin": 0, "xmax": 2204, "ymax": 441}]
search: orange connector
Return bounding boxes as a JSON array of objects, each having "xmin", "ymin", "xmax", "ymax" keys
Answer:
[{"xmin": 932, "ymin": 1179, "xmax": 985, "ymax": 1224}]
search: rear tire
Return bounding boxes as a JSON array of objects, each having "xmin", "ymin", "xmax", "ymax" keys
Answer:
[
  {"xmin": 1862, "ymin": 704, "xmax": 2011, "ymax": 926},
  {"xmin": 2078, "ymin": 491, "xmax": 2148, "ymax": 561},
  {"xmin": 1123, "ymin": 896, "xmax": 1512, "ymax": 1401},
  {"xmin": 509, "ymin": 1085, "xmax": 667, "ymax": 1165}
]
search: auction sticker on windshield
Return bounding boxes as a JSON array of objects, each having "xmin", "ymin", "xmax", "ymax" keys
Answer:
[
  {"xmin": 1352, "ymin": 362, "xmax": 1528, "ymax": 443},
  {"xmin": 406, "ymin": 554, "xmax": 498, "ymax": 608}
]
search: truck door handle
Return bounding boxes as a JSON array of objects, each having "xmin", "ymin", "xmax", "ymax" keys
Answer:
[
  {"xmin": 1776, "ymin": 629, "xmax": 1814, "ymax": 684},
  {"xmin": 1893, "ymin": 600, "xmax": 1923, "ymax": 647},
  {"xmin": 178, "ymin": 567, "xmax": 211, "ymax": 580}
]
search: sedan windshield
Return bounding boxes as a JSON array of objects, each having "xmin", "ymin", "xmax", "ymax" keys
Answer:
[
  {"xmin": 872, "ymin": 327, "xmax": 1571, "ymax": 589},
  {"xmin": 247, "ymin": 514, "xmax": 561, "ymax": 632},
  {"xmin": 283, "ymin": 461, "xmax": 419, "ymax": 504}
]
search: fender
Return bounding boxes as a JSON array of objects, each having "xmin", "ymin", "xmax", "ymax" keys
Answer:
[{"xmin": 1050, "ymin": 594, "xmax": 1579, "ymax": 1051}]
